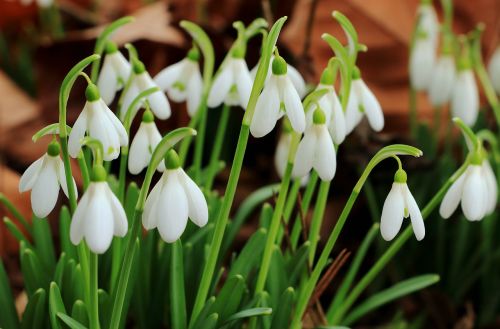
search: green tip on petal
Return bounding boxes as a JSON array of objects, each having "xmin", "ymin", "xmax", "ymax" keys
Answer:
[
  {"xmin": 320, "ymin": 67, "xmax": 335, "ymax": 85},
  {"xmin": 352, "ymin": 66, "xmax": 361, "ymax": 80},
  {"xmin": 105, "ymin": 41, "xmax": 118, "ymax": 54},
  {"xmin": 91, "ymin": 165, "xmax": 107, "ymax": 182},
  {"xmin": 142, "ymin": 110, "xmax": 155, "ymax": 123},
  {"xmin": 231, "ymin": 44, "xmax": 246, "ymax": 59},
  {"xmin": 272, "ymin": 56, "xmax": 287, "ymax": 75},
  {"xmin": 165, "ymin": 149, "xmax": 181, "ymax": 170},
  {"xmin": 394, "ymin": 169, "xmax": 407, "ymax": 183},
  {"xmin": 47, "ymin": 141, "xmax": 60, "ymax": 157},
  {"xmin": 187, "ymin": 47, "xmax": 200, "ymax": 61},
  {"xmin": 85, "ymin": 83, "xmax": 100, "ymax": 101},
  {"xmin": 313, "ymin": 108, "xmax": 326, "ymax": 125},
  {"xmin": 132, "ymin": 59, "xmax": 146, "ymax": 74}
]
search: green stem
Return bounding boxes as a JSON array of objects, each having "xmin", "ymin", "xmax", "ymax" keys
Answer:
[
  {"xmin": 276, "ymin": 178, "xmax": 301, "ymax": 245},
  {"xmin": 111, "ymin": 149, "xmax": 127, "ymax": 292},
  {"xmin": 308, "ymin": 180, "xmax": 330, "ymax": 265},
  {"xmin": 117, "ymin": 149, "xmax": 128, "ymax": 203},
  {"xmin": 205, "ymin": 104, "xmax": 231, "ymax": 190},
  {"xmin": 193, "ymin": 97, "xmax": 209, "ymax": 182},
  {"xmin": 89, "ymin": 252, "xmax": 100, "ymax": 329},
  {"xmin": 329, "ymin": 160, "xmax": 470, "ymax": 324},
  {"xmin": 290, "ymin": 172, "xmax": 319, "ymax": 250},
  {"xmin": 409, "ymin": 87, "xmax": 418, "ymax": 138}
]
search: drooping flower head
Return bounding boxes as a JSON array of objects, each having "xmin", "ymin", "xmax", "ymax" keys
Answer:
[
  {"xmin": 121, "ymin": 59, "xmax": 171, "ymax": 121},
  {"xmin": 19, "ymin": 140, "xmax": 77, "ymax": 218},
  {"xmin": 487, "ymin": 46, "xmax": 500, "ymax": 95},
  {"xmin": 250, "ymin": 54, "xmax": 306, "ymax": 138},
  {"xmin": 380, "ymin": 168, "xmax": 425, "ymax": 241},
  {"xmin": 143, "ymin": 149, "xmax": 208, "ymax": 243},
  {"xmin": 128, "ymin": 110, "xmax": 165, "ymax": 174},
  {"xmin": 68, "ymin": 83, "xmax": 128, "ymax": 161},
  {"xmin": 293, "ymin": 107, "xmax": 336, "ymax": 181},
  {"xmin": 429, "ymin": 35, "xmax": 456, "ymax": 107},
  {"xmin": 97, "ymin": 41, "xmax": 131, "ymax": 105},
  {"xmin": 345, "ymin": 67, "xmax": 384, "ymax": 135},
  {"xmin": 70, "ymin": 165, "xmax": 128, "ymax": 254},
  {"xmin": 154, "ymin": 47, "xmax": 203, "ymax": 117},
  {"xmin": 451, "ymin": 47, "xmax": 479, "ymax": 127}
]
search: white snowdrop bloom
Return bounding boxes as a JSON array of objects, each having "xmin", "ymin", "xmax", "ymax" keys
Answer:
[
  {"xmin": 381, "ymin": 169, "xmax": 425, "ymax": 241},
  {"xmin": 409, "ymin": 38, "xmax": 435, "ymax": 91},
  {"xmin": 154, "ymin": 49, "xmax": 203, "ymax": 117},
  {"xmin": 274, "ymin": 130, "xmax": 291, "ymax": 179},
  {"xmin": 251, "ymin": 55, "xmax": 307, "ymax": 99},
  {"xmin": 70, "ymin": 166, "xmax": 128, "ymax": 254},
  {"xmin": 429, "ymin": 54, "xmax": 456, "ymax": 107},
  {"xmin": 487, "ymin": 46, "xmax": 500, "ymax": 94},
  {"xmin": 207, "ymin": 49, "xmax": 252, "ymax": 109},
  {"xmin": 250, "ymin": 56, "xmax": 306, "ymax": 138},
  {"xmin": 345, "ymin": 70, "xmax": 384, "ymax": 135},
  {"xmin": 440, "ymin": 158, "xmax": 497, "ymax": 221},
  {"xmin": 416, "ymin": 3, "xmax": 439, "ymax": 48},
  {"xmin": 20, "ymin": 0, "xmax": 52, "ymax": 8},
  {"xmin": 143, "ymin": 150, "xmax": 208, "ymax": 243},
  {"xmin": 97, "ymin": 42, "xmax": 131, "ymax": 105},
  {"xmin": 292, "ymin": 108, "xmax": 336, "ymax": 181},
  {"xmin": 128, "ymin": 111, "xmax": 165, "ymax": 175},
  {"xmin": 68, "ymin": 84, "xmax": 128, "ymax": 161},
  {"xmin": 451, "ymin": 68, "xmax": 479, "ymax": 127},
  {"xmin": 121, "ymin": 60, "xmax": 171, "ymax": 121},
  {"xmin": 19, "ymin": 142, "xmax": 77, "ymax": 218}
]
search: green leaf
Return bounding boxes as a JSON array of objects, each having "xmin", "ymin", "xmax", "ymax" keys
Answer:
[
  {"xmin": 255, "ymin": 292, "xmax": 271, "ymax": 329},
  {"xmin": 170, "ymin": 240, "xmax": 187, "ymax": 329},
  {"xmin": 0, "ymin": 260, "xmax": 21, "ymax": 329},
  {"xmin": 258, "ymin": 203, "xmax": 273, "ymax": 230},
  {"xmin": 202, "ymin": 313, "xmax": 219, "ymax": 329},
  {"xmin": 210, "ymin": 275, "xmax": 247, "ymax": 323},
  {"xmin": 57, "ymin": 313, "xmax": 88, "ymax": 329},
  {"xmin": 32, "ymin": 216, "xmax": 56, "ymax": 273},
  {"xmin": 286, "ymin": 242, "xmax": 310, "ymax": 286},
  {"xmin": 223, "ymin": 307, "xmax": 273, "ymax": 326},
  {"xmin": 343, "ymin": 274, "xmax": 440, "ymax": 325},
  {"xmin": 59, "ymin": 207, "xmax": 76, "ymax": 260},
  {"xmin": 227, "ymin": 228, "xmax": 267, "ymax": 279},
  {"xmin": 3, "ymin": 216, "xmax": 31, "ymax": 247},
  {"xmin": 49, "ymin": 282, "xmax": 68, "ymax": 329},
  {"xmin": 270, "ymin": 287, "xmax": 294, "ymax": 329},
  {"xmin": 190, "ymin": 296, "xmax": 216, "ymax": 329},
  {"xmin": 266, "ymin": 247, "xmax": 287, "ymax": 309},
  {"xmin": 71, "ymin": 300, "xmax": 88, "ymax": 328},
  {"xmin": 21, "ymin": 288, "xmax": 47, "ymax": 329},
  {"xmin": 20, "ymin": 242, "xmax": 50, "ymax": 295}
]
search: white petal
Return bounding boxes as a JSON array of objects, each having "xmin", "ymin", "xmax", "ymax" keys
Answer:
[
  {"xmin": 250, "ymin": 77, "xmax": 280, "ymax": 138},
  {"xmin": 282, "ymin": 77, "xmax": 305, "ymax": 133},
  {"xmin": 153, "ymin": 59, "xmax": 187, "ymax": 91},
  {"xmin": 360, "ymin": 80, "xmax": 384, "ymax": 132},
  {"xmin": 451, "ymin": 70, "xmax": 479, "ymax": 126},
  {"xmin": 19, "ymin": 155, "xmax": 44, "ymax": 192},
  {"xmin": 234, "ymin": 60, "xmax": 253, "ymax": 109},
  {"xmin": 156, "ymin": 172, "xmax": 189, "ymax": 243},
  {"xmin": 461, "ymin": 165, "xmax": 487, "ymax": 221},
  {"xmin": 345, "ymin": 82, "xmax": 363, "ymax": 135},
  {"xmin": 68, "ymin": 105, "xmax": 89, "ymax": 158},
  {"xmin": 409, "ymin": 39, "xmax": 435, "ymax": 91},
  {"xmin": 101, "ymin": 99, "xmax": 128, "ymax": 146},
  {"xmin": 128, "ymin": 123, "xmax": 151, "ymax": 174},
  {"xmin": 328, "ymin": 91, "xmax": 346, "ymax": 144},
  {"xmin": 110, "ymin": 52, "xmax": 131, "ymax": 83},
  {"xmin": 292, "ymin": 128, "xmax": 315, "ymax": 178},
  {"xmin": 287, "ymin": 64, "xmax": 307, "ymax": 98},
  {"xmin": 56, "ymin": 157, "xmax": 77, "ymax": 199},
  {"xmin": 488, "ymin": 47, "xmax": 500, "ymax": 94},
  {"xmin": 274, "ymin": 134, "xmax": 290, "ymax": 178},
  {"xmin": 88, "ymin": 103, "xmax": 121, "ymax": 161},
  {"xmin": 97, "ymin": 56, "xmax": 119, "ymax": 105},
  {"xmin": 179, "ymin": 169, "xmax": 208, "ymax": 227},
  {"xmin": 207, "ymin": 64, "xmax": 233, "ymax": 108},
  {"xmin": 482, "ymin": 160, "xmax": 498, "ymax": 214},
  {"xmin": 186, "ymin": 67, "xmax": 203, "ymax": 117},
  {"xmin": 83, "ymin": 184, "xmax": 115, "ymax": 254},
  {"xmin": 439, "ymin": 170, "xmax": 466, "ymax": 219},
  {"xmin": 404, "ymin": 185, "xmax": 425, "ymax": 241},
  {"xmin": 380, "ymin": 183, "xmax": 405, "ymax": 241},
  {"xmin": 142, "ymin": 174, "xmax": 165, "ymax": 229},
  {"xmin": 105, "ymin": 186, "xmax": 128, "ymax": 237},
  {"xmin": 31, "ymin": 157, "xmax": 59, "ymax": 218},
  {"xmin": 136, "ymin": 72, "xmax": 171, "ymax": 120},
  {"xmin": 119, "ymin": 82, "xmax": 140, "ymax": 121},
  {"xmin": 313, "ymin": 126, "xmax": 336, "ymax": 181},
  {"xmin": 429, "ymin": 55, "xmax": 456, "ymax": 106},
  {"xmin": 70, "ymin": 184, "xmax": 92, "ymax": 245}
]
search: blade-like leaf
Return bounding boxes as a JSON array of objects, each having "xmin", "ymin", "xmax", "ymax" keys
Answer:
[
  {"xmin": 49, "ymin": 282, "xmax": 67, "ymax": 329},
  {"xmin": 170, "ymin": 240, "xmax": 187, "ymax": 329},
  {"xmin": 57, "ymin": 313, "xmax": 88, "ymax": 329},
  {"xmin": 270, "ymin": 287, "xmax": 294, "ymax": 329},
  {"xmin": 0, "ymin": 260, "xmax": 21, "ymax": 329},
  {"xmin": 223, "ymin": 307, "xmax": 272, "ymax": 326},
  {"xmin": 32, "ymin": 216, "xmax": 56, "ymax": 273},
  {"xmin": 21, "ymin": 288, "xmax": 47, "ymax": 329}
]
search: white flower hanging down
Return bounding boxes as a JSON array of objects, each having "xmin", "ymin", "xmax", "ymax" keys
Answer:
[
  {"xmin": 143, "ymin": 150, "xmax": 208, "ymax": 243},
  {"xmin": 293, "ymin": 108, "xmax": 336, "ymax": 181},
  {"xmin": 68, "ymin": 83, "xmax": 128, "ymax": 161},
  {"xmin": 19, "ymin": 141, "xmax": 77, "ymax": 218},
  {"xmin": 274, "ymin": 129, "xmax": 291, "ymax": 179},
  {"xmin": 70, "ymin": 166, "xmax": 128, "ymax": 254},
  {"xmin": 250, "ymin": 55, "xmax": 307, "ymax": 99},
  {"xmin": 154, "ymin": 48, "xmax": 203, "ymax": 117},
  {"xmin": 487, "ymin": 46, "xmax": 500, "ymax": 94},
  {"xmin": 128, "ymin": 110, "xmax": 165, "ymax": 174},
  {"xmin": 121, "ymin": 60, "xmax": 171, "ymax": 121},
  {"xmin": 451, "ymin": 66, "xmax": 479, "ymax": 127},
  {"xmin": 439, "ymin": 157, "xmax": 497, "ymax": 221},
  {"xmin": 250, "ymin": 55, "xmax": 306, "ymax": 138},
  {"xmin": 207, "ymin": 47, "xmax": 252, "ymax": 109},
  {"xmin": 97, "ymin": 41, "xmax": 131, "ymax": 105},
  {"xmin": 380, "ymin": 169, "xmax": 425, "ymax": 241},
  {"xmin": 429, "ymin": 53, "xmax": 456, "ymax": 107},
  {"xmin": 345, "ymin": 68, "xmax": 384, "ymax": 135}
]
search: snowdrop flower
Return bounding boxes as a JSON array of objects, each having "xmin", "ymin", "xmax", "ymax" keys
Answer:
[
  {"xmin": 451, "ymin": 68, "xmax": 479, "ymax": 126},
  {"xmin": 429, "ymin": 54, "xmax": 456, "ymax": 107},
  {"xmin": 207, "ymin": 48, "xmax": 252, "ymax": 109},
  {"xmin": 121, "ymin": 60, "xmax": 171, "ymax": 121},
  {"xmin": 128, "ymin": 110, "xmax": 165, "ymax": 174},
  {"xmin": 381, "ymin": 169, "xmax": 425, "ymax": 241},
  {"xmin": 345, "ymin": 68, "xmax": 384, "ymax": 135},
  {"xmin": 20, "ymin": 0, "xmax": 52, "ymax": 8},
  {"xmin": 440, "ymin": 157, "xmax": 497, "ymax": 221},
  {"xmin": 416, "ymin": 2, "xmax": 439, "ymax": 49},
  {"xmin": 292, "ymin": 108, "xmax": 336, "ymax": 181},
  {"xmin": 70, "ymin": 165, "xmax": 128, "ymax": 254},
  {"xmin": 274, "ymin": 129, "xmax": 292, "ymax": 179},
  {"xmin": 97, "ymin": 42, "xmax": 131, "ymax": 105},
  {"xmin": 251, "ymin": 55, "xmax": 307, "ymax": 98},
  {"xmin": 250, "ymin": 55, "xmax": 305, "ymax": 138},
  {"xmin": 143, "ymin": 150, "xmax": 208, "ymax": 243},
  {"xmin": 154, "ymin": 48, "xmax": 203, "ymax": 117},
  {"xmin": 68, "ymin": 83, "xmax": 128, "ymax": 161},
  {"xmin": 19, "ymin": 141, "xmax": 77, "ymax": 218},
  {"xmin": 306, "ymin": 68, "xmax": 346, "ymax": 144},
  {"xmin": 487, "ymin": 46, "xmax": 500, "ymax": 94}
]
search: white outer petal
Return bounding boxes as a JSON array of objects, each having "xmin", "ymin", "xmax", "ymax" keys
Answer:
[
  {"xmin": 56, "ymin": 156, "xmax": 77, "ymax": 199},
  {"xmin": 345, "ymin": 81, "xmax": 363, "ymax": 135},
  {"xmin": 233, "ymin": 59, "xmax": 253, "ymax": 109},
  {"xmin": 461, "ymin": 165, "xmax": 487, "ymax": 221},
  {"xmin": 429, "ymin": 55, "xmax": 456, "ymax": 106},
  {"xmin": 97, "ymin": 56, "xmax": 118, "ymax": 105},
  {"xmin": 137, "ymin": 72, "xmax": 171, "ymax": 120},
  {"xmin": 380, "ymin": 183, "xmax": 405, "ymax": 241},
  {"xmin": 287, "ymin": 64, "xmax": 307, "ymax": 98},
  {"xmin": 313, "ymin": 125, "xmax": 336, "ymax": 181},
  {"xmin": 482, "ymin": 160, "xmax": 498, "ymax": 214},
  {"xmin": 68, "ymin": 104, "xmax": 89, "ymax": 158},
  {"xmin": 360, "ymin": 79, "xmax": 384, "ymax": 132},
  {"xmin": 250, "ymin": 77, "xmax": 280, "ymax": 138},
  {"xmin": 292, "ymin": 127, "xmax": 315, "ymax": 178},
  {"xmin": 153, "ymin": 59, "xmax": 187, "ymax": 91},
  {"xmin": 19, "ymin": 155, "xmax": 44, "ymax": 192},
  {"xmin": 186, "ymin": 67, "xmax": 203, "ymax": 117},
  {"xmin": 274, "ymin": 133, "xmax": 291, "ymax": 178},
  {"xmin": 31, "ymin": 156, "xmax": 59, "ymax": 218},
  {"xmin": 100, "ymin": 99, "xmax": 128, "ymax": 147},
  {"xmin": 110, "ymin": 51, "xmax": 131, "ymax": 84},
  {"xmin": 142, "ymin": 174, "xmax": 165, "ymax": 230},
  {"xmin": 282, "ymin": 77, "xmax": 305, "ymax": 133},
  {"xmin": 70, "ymin": 183, "xmax": 92, "ymax": 245},
  {"xmin": 88, "ymin": 101, "xmax": 121, "ymax": 161},
  {"xmin": 439, "ymin": 170, "xmax": 466, "ymax": 219},
  {"xmin": 404, "ymin": 185, "xmax": 425, "ymax": 241},
  {"xmin": 409, "ymin": 39, "xmax": 435, "ymax": 91},
  {"xmin": 207, "ymin": 64, "xmax": 233, "ymax": 108},
  {"xmin": 451, "ymin": 70, "xmax": 479, "ymax": 127},
  {"xmin": 120, "ymin": 81, "xmax": 140, "ymax": 121},
  {"xmin": 328, "ymin": 89, "xmax": 346, "ymax": 144},
  {"xmin": 178, "ymin": 169, "xmax": 209, "ymax": 227},
  {"xmin": 128, "ymin": 123, "xmax": 151, "ymax": 174},
  {"xmin": 488, "ymin": 47, "xmax": 500, "ymax": 94},
  {"xmin": 104, "ymin": 185, "xmax": 128, "ymax": 237}
]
